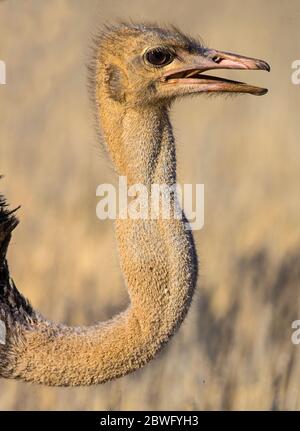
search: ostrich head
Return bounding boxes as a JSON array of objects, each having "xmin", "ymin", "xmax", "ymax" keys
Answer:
[{"xmin": 92, "ymin": 22, "xmax": 270, "ymax": 107}]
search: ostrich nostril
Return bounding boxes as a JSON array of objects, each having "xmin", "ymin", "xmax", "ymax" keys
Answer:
[{"xmin": 212, "ymin": 55, "xmax": 223, "ymax": 64}]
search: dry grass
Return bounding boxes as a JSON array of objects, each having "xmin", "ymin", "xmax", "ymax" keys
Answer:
[{"xmin": 1, "ymin": 0, "xmax": 300, "ymax": 410}]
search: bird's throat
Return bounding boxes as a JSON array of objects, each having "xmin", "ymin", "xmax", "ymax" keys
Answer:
[{"xmin": 99, "ymin": 103, "xmax": 176, "ymax": 187}]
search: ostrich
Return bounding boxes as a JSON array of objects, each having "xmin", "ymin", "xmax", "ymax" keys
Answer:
[{"xmin": 0, "ymin": 23, "xmax": 269, "ymax": 386}]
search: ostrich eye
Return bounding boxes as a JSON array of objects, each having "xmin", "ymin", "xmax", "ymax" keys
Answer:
[{"xmin": 145, "ymin": 48, "xmax": 174, "ymax": 67}]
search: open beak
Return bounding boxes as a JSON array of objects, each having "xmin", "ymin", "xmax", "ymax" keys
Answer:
[{"xmin": 162, "ymin": 48, "xmax": 270, "ymax": 96}]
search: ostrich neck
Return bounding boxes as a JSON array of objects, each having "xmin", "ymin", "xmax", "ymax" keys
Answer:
[
  {"xmin": 100, "ymin": 104, "xmax": 176, "ymax": 186},
  {"xmin": 8, "ymin": 101, "xmax": 198, "ymax": 386}
]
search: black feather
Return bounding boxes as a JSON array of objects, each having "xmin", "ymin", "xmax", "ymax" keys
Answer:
[{"xmin": 0, "ymin": 186, "xmax": 35, "ymax": 327}]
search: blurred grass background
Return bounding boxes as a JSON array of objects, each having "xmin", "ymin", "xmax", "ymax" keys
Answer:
[{"xmin": 1, "ymin": 0, "xmax": 300, "ymax": 410}]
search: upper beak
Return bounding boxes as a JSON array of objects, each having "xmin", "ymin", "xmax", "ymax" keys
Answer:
[{"xmin": 162, "ymin": 48, "xmax": 270, "ymax": 96}]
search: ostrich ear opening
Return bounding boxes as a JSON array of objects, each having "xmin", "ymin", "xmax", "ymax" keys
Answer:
[{"xmin": 104, "ymin": 64, "xmax": 126, "ymax": 103}]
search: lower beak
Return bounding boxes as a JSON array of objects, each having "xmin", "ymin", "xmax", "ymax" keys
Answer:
[{"xmin": 162, "ymin": 48, "xmax": 270, "ymax": 96}]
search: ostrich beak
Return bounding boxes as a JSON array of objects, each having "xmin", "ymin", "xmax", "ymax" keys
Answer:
[{"xmin": 162, "ymin": 48, "xmax": 270, "ymax": 96}]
